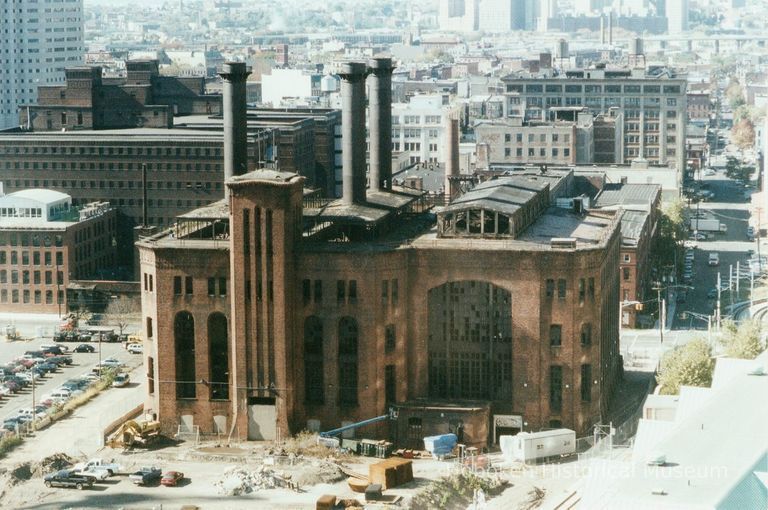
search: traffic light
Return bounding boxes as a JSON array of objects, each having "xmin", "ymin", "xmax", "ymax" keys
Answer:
[{"xmin": 635, "ymin": 303, "xmax": 643, "ymax": 311}]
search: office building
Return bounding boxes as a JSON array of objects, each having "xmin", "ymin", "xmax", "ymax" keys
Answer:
[
  {"xmin": 502, "ymin": 65, "xmax": 687, "ymax": 176},
  {"xmin": 666, "ymin": 0, "xmax": 689, "ymax": 34},
  {"xmin": 0, "ymin": 0, "xmax": 84, "ymax": 130}
]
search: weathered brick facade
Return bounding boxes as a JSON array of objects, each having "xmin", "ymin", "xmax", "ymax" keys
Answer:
[{"xmin": 138, "ymin": 169, "xmax": 623, "ymax": 446}]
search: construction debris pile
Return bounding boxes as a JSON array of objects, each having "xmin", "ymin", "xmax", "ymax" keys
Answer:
[
  {"xmin": 6, "ymin": 453, "xmax": 74, "ymax": 487},
  {"xmin": 215, "ymin": 459, "xmax": 345, "ymax": 496}
]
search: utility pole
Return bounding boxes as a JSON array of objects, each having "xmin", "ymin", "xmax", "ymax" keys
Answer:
[
  {"xmin": 716, "ymin": 272, "xmax": 722, "ymax": 331},
  {"xmin": 757, "ymin": 207, "xmax": 763, "ymax": 274},
  {"xmin": 729, "ymin": 264, "xmax": 734, "ymax": 311},
  {"xmin": 736, "ymin": 261, "xmax": 740, "ymax": 293},
  {"xmin": 653, "ymin": 282, "xmax": 664, "ymax": 344}
]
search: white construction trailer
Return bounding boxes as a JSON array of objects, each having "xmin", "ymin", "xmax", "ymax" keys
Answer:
[{"xmin": 499, "ymin": 428, "xmax": 576, "ymax": 462}]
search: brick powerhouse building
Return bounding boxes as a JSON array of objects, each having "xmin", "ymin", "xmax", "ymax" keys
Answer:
[
  {"xmin": 0, "ymin": 190, "xmax": 117, "ymax": 313},
  {"xmin": 137, "ymin": 60, "xmax": 622, "ymax": 448}
]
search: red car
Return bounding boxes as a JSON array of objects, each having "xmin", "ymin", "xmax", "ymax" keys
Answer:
[{"xmin": 160, "ymin": 471, "xmax": 184, "ymax": 487}]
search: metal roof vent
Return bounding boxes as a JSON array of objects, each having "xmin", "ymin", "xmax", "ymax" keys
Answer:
[
  {"xmin": 748, "ymin": 365, "xmax": 766, "ymax": 376},
  {"xmin": 651, "ymin": 488, "xmax": 667, "ymax": 496}
]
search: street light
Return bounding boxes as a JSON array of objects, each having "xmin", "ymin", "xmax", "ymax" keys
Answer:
[{"xmin": 680, "ymin": 311, "xmax": 713, "ymax": 347}]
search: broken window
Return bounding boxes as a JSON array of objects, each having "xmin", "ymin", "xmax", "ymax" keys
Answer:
[
  {"xmin": 550, "ymin": 365, "xmax": 563, "ymax": 412},
  {"xmin": 550, "ymin": 325, "xmax": 562, "ymax": 346},
  {"xmin": 208, "ymin": 312, "xmax": 229, "ymax": 400},
  {"xmin": 174, "ymin": 311, "xmax": 196, "ymax": 399},
  {"xmin": 304, "ymin": 316, "xmax": 324, "ymax": 404},
  {"xmin": 338, "ymin": 317, "xmax": 358, "ymax": 406}
]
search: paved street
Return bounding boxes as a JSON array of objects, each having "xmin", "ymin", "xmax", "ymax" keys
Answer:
[{"xmin": 621, "ymin": 167, "xmax": 759, "ymax": 365}]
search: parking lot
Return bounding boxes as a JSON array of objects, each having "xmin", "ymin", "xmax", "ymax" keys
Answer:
[{"xmin": 0, "ymin": 338, "xmax": 141, "ymax": 429}]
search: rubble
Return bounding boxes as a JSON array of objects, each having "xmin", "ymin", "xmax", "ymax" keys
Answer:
[{"xmin": 214, "ymin": 459, "xmax": 346, "ymax": 496}]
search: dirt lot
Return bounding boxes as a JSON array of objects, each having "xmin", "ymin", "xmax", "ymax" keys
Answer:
[{"xmin": 0, "ymin": 437, "xmax": 584, "ymax": 510}]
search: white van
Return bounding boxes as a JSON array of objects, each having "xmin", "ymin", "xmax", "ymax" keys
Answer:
[{"xmin": 708, "ymin": 253, "xmax": 720, "ymax": 266}]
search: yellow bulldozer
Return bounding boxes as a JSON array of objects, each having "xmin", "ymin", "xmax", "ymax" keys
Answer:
[{"xmin": 107, "ymin": 419, "xmax": 161, "ymax": 449}]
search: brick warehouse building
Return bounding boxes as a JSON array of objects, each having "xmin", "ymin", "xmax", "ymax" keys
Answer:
[
  {"xmin": 0, "ymin": 189, "xmax": 117, "ymax": 313},
  {"xmin": 137, "ymin": 61, "xmax": 623, "ymax": 448}
]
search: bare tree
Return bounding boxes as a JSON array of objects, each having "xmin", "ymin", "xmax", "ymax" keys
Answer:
[{"xmin": 104, "ymin": 296, "xmax": 141, "ymax": 336}]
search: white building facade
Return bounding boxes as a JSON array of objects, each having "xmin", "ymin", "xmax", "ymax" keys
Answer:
[{"xmin": 0, "ymin": 0, "xmax": 84, "ymax": 129}]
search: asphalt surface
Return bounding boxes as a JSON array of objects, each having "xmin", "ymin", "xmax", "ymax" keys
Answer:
[
  {"xmin": 0, "ymin": 339, "xmax": 142, "ymax": 425},
  {"xmin": 674, "ymin": 171, "xmax": 756, "ymax": 330}
]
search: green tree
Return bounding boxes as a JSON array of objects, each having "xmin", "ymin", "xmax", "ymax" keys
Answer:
[
  {"xmin": 653, "ymin": 198, "xmax": 686, "ymax": 269},
  {"xmin": 657, "ymin": 338, "xmax": 715, "ymax": 395},
  {"xmin": 719, "ymin": 319, "xmax": 764, "ymax": 359}
]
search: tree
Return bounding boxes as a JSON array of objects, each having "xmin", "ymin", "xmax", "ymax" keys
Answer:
[
  {"xmin": 652, "ymin": 198, "xmax": 686, "ymax": 269},
  {"xmin": 731, "ymin": 118, "xmax": 755, "ymax": 149},
  {"xmin": 725, "ymin": 155, "xmax": 754, "ymax": 184},
  {"xmin": 719, "ymin": 319, "xmax": 764, "ymax": 359},
  {"xmin": 657, "ymin": 338, "xmax": 714, "ymax": 395},
  {"xmin": 104, "ymin": 297, "xmax": 140, "ymax": 336},
  {"xmin": 725, "ymin": 79, "xmax": 745, "ymax": 109}
]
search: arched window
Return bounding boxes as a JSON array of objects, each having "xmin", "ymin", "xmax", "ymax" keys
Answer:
[
  {"xmin": 338, "ymin": 317, "xmax": 358, "ymax": 406},
  {"xmin": 304, "ymin": 316, "xmax": 324, "ymax": 404},
  {"xmin": 174, "ymin": 311, "xmax": 196, "ymax": 399},
  {"xmin": 208, "ymin": 313, "xmax": 229, "ymax": 400}
]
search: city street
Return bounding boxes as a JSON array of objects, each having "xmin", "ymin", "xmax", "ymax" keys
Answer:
[{"xmin": 621, "ymin": 167, "xmax": 760, "ymax": 364}]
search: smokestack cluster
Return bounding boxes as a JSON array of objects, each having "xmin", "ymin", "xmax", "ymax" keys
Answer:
[
  {"xmin": 338, "ymin": 62, "xmax": 368, "ymax": 206},
  {"xmin": 219, "ymin": 62, "xmax": 251, "ymax": 195},
  {"xmin": 368, "ymin": 57, "xmax": 394, "ymax": 192},
  {"xmin": 337, "ymin": 58, "xmax": 395, "ymax": 205}
]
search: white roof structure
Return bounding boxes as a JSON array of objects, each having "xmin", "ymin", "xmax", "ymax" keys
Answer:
[
  {"xmin": 579, "ymin": 351, "xmax": 768, "ymax": 509},
  {"xmin": 0, "ymin": 189, "xmax": 72, "ymax": 224}
]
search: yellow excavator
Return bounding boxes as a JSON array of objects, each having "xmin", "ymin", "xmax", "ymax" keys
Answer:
[{"xmin": 107, "ymin": 419, "xmax": 161, "ymax": 448}]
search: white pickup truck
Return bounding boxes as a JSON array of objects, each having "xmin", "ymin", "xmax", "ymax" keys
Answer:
[{"xmin": 72, "ymin": 458, "xmax": 121, "ymax": 477}]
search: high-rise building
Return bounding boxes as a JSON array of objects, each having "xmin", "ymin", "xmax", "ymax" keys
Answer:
[
  {"xmin": 478, "ymin": 0, "xmax": 514, "ymax": 31},
  {"xmin": 666, "ymin": 0, "xmax": 689, "ymax": 34},
  {"xmin": 0, "ymin": 0, "xmax": 84, "ymax": 130}
]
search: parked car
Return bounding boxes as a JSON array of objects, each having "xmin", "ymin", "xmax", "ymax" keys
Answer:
[
  {"xmin": 708, "ymin": 253, "xmax": 720, "ymax": 266},
  {"xmin": 72, "ymin": 459, "xmax": 121, "ymax": 477},
  {"xmin": 112, "ymin": 373, "xmax": 130, "ymax": 388},
  {"xmin": 130, "ymin": 467, "xmax": 162, "ymax": 486},
  {"xmin": 126, "ymin": 343, "xmax": 143, "ymax": 354},
  {"xmin": 101, "ymin": 357, "xmax": 124, "ymax": 368},
  {"xmin": 36, "ymin": 362, "xmax": 58, "ymax": 373},
  {"xmin": 47, "ymin": 356, "xmax": 73, "ymax": 366},
  {"xmin": 73, "ymin": 344, "xmax": 95, "ymax": 353},
  {"xmin": 43, "ymin": 470, "xmax": 95, "ymax": 490},
  {"xmin": 747, "ymin": 227, "xmax": 755, "ymax": 241},
  {"xmin": 161, "ymin": 471, "xmax": 184, "ymax": 487}
]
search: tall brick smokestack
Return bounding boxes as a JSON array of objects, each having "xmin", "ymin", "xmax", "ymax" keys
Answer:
[
  {"xmin": 368, "ymin": 57, "xmax": 394, "ymax": 191},
  {"xmin": 444, "ymin": 112, "xmax": 460, "ymax": 203},
  {"xmin": 219, "ymin": 62, "xmax": 251, "ymax": 195},
  {"xmin": 338, "ymin": 62, "xmax": 368, "ymax": 205}
]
